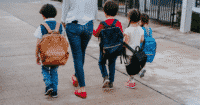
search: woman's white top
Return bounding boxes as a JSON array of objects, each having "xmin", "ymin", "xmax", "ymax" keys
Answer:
[
  {"xmin": 124, "ymin": 26, "xmax": 144, "ymax": 56},
  {"xmin": 61, "ymin": 0, "xmax": 98, "ymax": 25}
]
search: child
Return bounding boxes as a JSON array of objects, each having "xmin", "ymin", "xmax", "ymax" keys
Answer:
[
  {"xmin": 93, "ymin": 1, "xmax": 123, "ymax": 89},
  {"xmin": 123, "ymin": 9, "xmax": 144, "ymax": 89},
  {"xmin": 34, "ymin": 4, "xmax": 65, "ymax": 98},
  {"xmin": 138, "ymin": 13, "xmax": 152, "ymax": 78}
]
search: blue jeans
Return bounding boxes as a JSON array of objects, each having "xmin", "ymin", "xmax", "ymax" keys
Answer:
[
  {"xmin": 66, "ymin": 20, "xmax": 93, "ymax": 87},
  {"xmin": 99, "ymin": 50, "xmax": 117, "ymax": 83},
  {"xmin": 42, "ymin": 66, "xmax": 59, "ymax": 92}
]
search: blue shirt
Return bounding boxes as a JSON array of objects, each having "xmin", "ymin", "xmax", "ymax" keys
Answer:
[{"xmin": 34, "ymin": 18, "xmax": 66, "ymax": 39}]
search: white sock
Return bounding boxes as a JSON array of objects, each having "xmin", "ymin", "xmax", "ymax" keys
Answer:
[{"xmin": 130, "ymin": 76, "xmax": 134, "ymax": 81}]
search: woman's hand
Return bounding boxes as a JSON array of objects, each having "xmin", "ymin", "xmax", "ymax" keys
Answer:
[{"xmin": 61, "ymin": 22, "xmax": 66, "ymax": 28}]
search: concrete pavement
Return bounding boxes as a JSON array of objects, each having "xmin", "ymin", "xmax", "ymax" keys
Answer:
[{"xmin": 0, "ymin": 0, "xmax": 200, "ymax": 105}]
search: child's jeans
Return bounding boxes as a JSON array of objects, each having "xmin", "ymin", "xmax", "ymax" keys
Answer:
[
  {"xmin": 42, "ymin": 66, "xmax": 59, "ymax": 92},
  {"xmin": 98, "ymin": 50, "xmax": 118, "ymax": 83},
  {"xmin": 65, "ymin": 20, "xmax": 93, "ymax": 87}
]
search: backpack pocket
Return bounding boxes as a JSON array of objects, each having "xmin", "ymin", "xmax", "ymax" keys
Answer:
[{"xmin": 103, "ymin": 43, "xmax": 123, "ymax": 58}]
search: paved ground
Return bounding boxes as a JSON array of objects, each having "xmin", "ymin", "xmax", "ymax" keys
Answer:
[{"xmin": 0, "ymin": 0, "xmax": 200, "ymax": 105}]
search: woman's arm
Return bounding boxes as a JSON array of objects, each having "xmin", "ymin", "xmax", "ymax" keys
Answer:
[{"xmin": 61, "ymin": 0, "xmax": 70, "ymax": 24}]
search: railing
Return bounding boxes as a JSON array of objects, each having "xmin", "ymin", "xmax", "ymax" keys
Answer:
[
  {"xmin": 196, "ymin": 0, "xmax": 200, "ymax": 7},
  {"xmin": 98, "ymin": 0, "xmax": 182, "ymax": 27}
]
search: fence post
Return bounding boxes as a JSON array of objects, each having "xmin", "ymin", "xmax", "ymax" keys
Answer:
[
  {"xmin": 171, "ymin": 0, "xmax": 176, "ymax": 26},
  {"xmin": 180, "ymin": 0, "xmax": 194, "ymax": 33},
  {"xmin": 157, "ymin": 0, "xmax": 161, "ymax": 20},
  {"xmin": 139, "ymin": 0, "xmax": 145, "ymax": 13},
  {"xmin": 125, "ymin": 0, "xmax": 128, "ymax": 16}
]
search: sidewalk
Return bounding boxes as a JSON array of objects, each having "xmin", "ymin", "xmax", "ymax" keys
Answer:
[{"xmin": 0, "ymin": 0, "xmax": 199, "ymax": 105}]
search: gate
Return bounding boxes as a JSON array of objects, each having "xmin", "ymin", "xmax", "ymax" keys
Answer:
[
  {"xmin": 98, "ymin": 0, "xmax": 182, "ymax": 27},
  {"xmin": 99, "ymin": 0, "xmax": 139, "ymax": 16},
  {"xmin": 144, "ymin": 0, "xmax": 182, "ymax": 26}
]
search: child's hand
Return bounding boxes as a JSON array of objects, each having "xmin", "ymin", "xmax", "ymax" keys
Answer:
[
  {"xmin": 37, "ymin": 57, "xmax": 41, "ymax": 65},
  {"xmin": 37, "ymin": 62, "xmax": 41, "ymax": 65},
  {"xmin": 61, "ymin": 22, "xmax": 66, "ymax": 28}
]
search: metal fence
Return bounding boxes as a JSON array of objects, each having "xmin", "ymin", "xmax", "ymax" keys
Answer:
[
  {"xmin": 98, "ymin": 0, "xmax": 139, "ymax": 16},
  {"xmin": 98, "ymin": 0, "xmax": 182, "ymax": 27},
  {"xmin": 196, "ymin": 0, "xmax": 200, "ymax": 7},
  {"xmin": 144, "ymin": 0, "xmax": 182, "ymax": 26}
]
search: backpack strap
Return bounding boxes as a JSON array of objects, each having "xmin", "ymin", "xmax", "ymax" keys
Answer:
[
  {"xmin": 41, "ymin": 23, "xmax": 53, "ymax": 34},
  {"xmin": 101, "ymin": 21, "xmax": 109, "ymax": 29},
  {"xmin": 101, "ymin": 19, "xmax": 118, "ymax": 28},
  {"xmin": 145, "ymin": 27, "xmax": 150, "ymax": 37},
  {"xmin": 123, "ymin": 42, "xmax": 135, "ymax": 53},
  {"xmin": 55, "ymin": 22, "xmax": 60, "ymax": 34},
  {"xmin": 111, "ymin": 19, "xmax": 118, "ymax": 27}
]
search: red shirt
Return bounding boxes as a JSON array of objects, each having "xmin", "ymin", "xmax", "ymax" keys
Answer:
[{"xmin": 93, "ymin": 19, "xmax": 123, "ymax": 37}]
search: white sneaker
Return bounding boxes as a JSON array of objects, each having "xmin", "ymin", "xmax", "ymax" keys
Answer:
[
  {"xmin": 102, "ymin": 79, "xmax": 110, "ymax": 88},
  {"xmin": 126, "ymin": 79, "xmax": 136, "ymax": 89},
  {"xmin": 139, "ymin": 69, "xmax": 146, "ymax": 78}
]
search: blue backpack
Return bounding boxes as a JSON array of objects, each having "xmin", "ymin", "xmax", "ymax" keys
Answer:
[
  {"xmin": 100, "ymin": 19, "xmax": 124, "ymax": 59},
  {"xmin": 140, "ymin": 27, "xmax": 156, "ymax": 63}
]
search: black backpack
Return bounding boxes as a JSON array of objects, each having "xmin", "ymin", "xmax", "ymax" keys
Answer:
[
  {"xmin": 122, "ymin": 42, "xmax": 147, "ymax": 75},
  {"xmin": 99, "ymin": 19, "xmax": 124, "ymax": 59}
]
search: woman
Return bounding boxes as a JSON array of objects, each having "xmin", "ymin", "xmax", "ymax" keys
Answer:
[{"xmin": 61, "ymin": 0, "xmax": 97, "ymax": 99}]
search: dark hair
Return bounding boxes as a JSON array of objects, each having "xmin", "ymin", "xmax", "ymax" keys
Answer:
[
  {"xmin": 103, "ymin": 1, "xmax": 118, "ymax": 16},
  {"xmin": 128, "ymin": 9, "xmax": 141, "ymax": 23},
  {"xmin": 141, "ymin": 13, "xmax": 149, "ymax": 27},
  {"xmin": 39, "ymin": 4, "xmax": 57, "ymax": 18}
]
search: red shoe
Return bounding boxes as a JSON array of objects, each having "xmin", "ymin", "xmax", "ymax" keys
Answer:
[
  {"xmin": 74, "ymin": 90, "xmax": 87, "ymax": 99},
  {"xmin": 72, "ymin": 75, "xmax": 78, "ymax": 87}
]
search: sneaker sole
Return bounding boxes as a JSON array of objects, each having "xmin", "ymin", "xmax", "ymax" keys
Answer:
[
  {"xmin": 45, "ymin": 89, "xmax": 53, "ymax": 95},
  {"xmin": 102, "ymin": 81, "xmax": 109, "ymax": 88},
  {"xmin": 52, "ymin": 95, "xmax": 58, "ymax": 98},
  {"xmin": 126, "ymin": 86, "xmax": 136, "ymax": 89},
  {"xmin": 140, "ymin": 70, "xmax": 146, "ymax": 78},
  {"xmin": 129, "ymin": 86, "xmax": 136, "ymax": 89},
  {"xmin": 75, "ymin": 94, "xmax": 87, "ymax": 99}
]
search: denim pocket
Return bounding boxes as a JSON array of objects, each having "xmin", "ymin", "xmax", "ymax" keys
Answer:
[
  {"xmin": 66, "ymin": 23, "xmax": 81, "ymax": 35},
  {"xmin": 85, "ymin": 21, "xmax": 93, "ymax": 35}
]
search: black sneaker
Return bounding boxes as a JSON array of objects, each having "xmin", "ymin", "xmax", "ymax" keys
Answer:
[
  {"xmin": 45, "ymin": 86, "xmax": 53, "ymax": 95},
  {"xmin": 140, "ymin": 69, "xmax": 146, "ymax": 78},
  {"xmin": 102, "ymin": 76, "xmax": 109, "ymax": 88},
  {"xmin": 109, "ymin": 82, "xmax": 113, "ymax": 89},
  {"xmin": 51, "ymin": 91, "xmax": 58, "ymax": 98}
]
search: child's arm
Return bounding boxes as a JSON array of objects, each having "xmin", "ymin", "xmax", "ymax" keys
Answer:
[
  {"xmin": 36, "ymin": 38, "xmax": 41, "ymax": 65},
  {"xmin": 124, "ymin": 33, "xmax": 129, "ymax": 44},
  {"xmin": 140, "ymin": 27, "xmax": 145, "ymax": 43},
  {"xmin": 140, "ymin": 35, "xmax": 144, "ymax": 43},
  {"xmin": 93, "ymin": 23, "xmax": 104, "ymax": 37},
  {"xmin": 34, "ymin": 26, "xmax": 43, "ymax": 65}
]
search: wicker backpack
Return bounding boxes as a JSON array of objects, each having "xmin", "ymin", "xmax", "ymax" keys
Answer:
[{"xmin": 36, "ymin": 23, "xmax": 69, "ymax": 66}]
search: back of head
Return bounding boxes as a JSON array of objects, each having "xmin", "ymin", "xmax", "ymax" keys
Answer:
[
  {"xmin": 141, "ymin": 13, "xmax": 149, "ymax": 27},
  {"xmin": 128, "ymin": 9, "xmax": 141, "ymax": 23},
  {"xmin": 39, "ymin": 4, "xmax": 57, "ymax": 18},
  {"xmin": 103, "ymin": 1, "xmax": 118, "ymax": 16}
]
